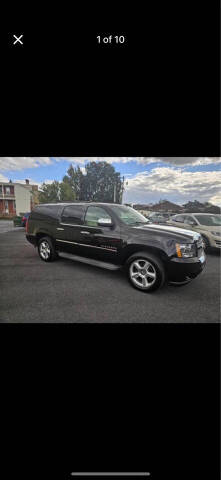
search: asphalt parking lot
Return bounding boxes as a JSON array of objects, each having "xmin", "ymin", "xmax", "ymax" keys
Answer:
[{"xmin": 0, "ymin": 225, "xmax": 220, "ymax": 322}]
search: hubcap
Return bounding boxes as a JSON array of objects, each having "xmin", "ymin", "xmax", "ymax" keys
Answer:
[
  {"xmin": 129, "ymin": 259, "xmax": 157, "ymax": 289},
  {"xmin": 39, "ymin": 241, "xmax": 51, "ymax": 260}
]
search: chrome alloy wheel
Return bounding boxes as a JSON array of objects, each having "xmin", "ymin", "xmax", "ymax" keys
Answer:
[
  {"xmin": 39, "ymin": 241, "xmax": 51, "ymax": 260},
  {"xmin": 129, "ymin": 258, "xmax": 157, "ymax": 289}
]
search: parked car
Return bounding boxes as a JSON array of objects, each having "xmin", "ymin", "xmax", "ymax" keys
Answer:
[
  {"xmin": 13, "ymin": 215, "xmax": 23, "ymax": 227},
  {"xmin": 167, "ymin": 213, "xmax": 221, "ymax": 249},
  {"xmin": 26, "ymin": 203, "xmax": 206, "ymax": 292},
  {"xmin": 21, "ymin": 212, "xmax": 30, "ymax": 227},
  {"xmin": 160, "ymin": 213, "xmax": 172, "ymax": 221},
  {"xmin": 148, "ymin": 213, "xmax": 168, "ymax": 224}
]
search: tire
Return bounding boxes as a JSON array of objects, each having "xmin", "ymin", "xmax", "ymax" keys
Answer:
[
  {"xmin": 126, "ymin": 252, "xmax": 166, "ymax": 292},
  {"xmin": 38, "ymin": 236, "xmax": 58, "ymax": 262},
  {"xmin": 201, "ymin": 235, "xmax": 210, "ymax": 249}
]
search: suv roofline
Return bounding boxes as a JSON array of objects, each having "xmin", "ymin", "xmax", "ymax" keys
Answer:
[{"xmin": 34, "ymin": 202, "xmax": 124, "ymax": 207}]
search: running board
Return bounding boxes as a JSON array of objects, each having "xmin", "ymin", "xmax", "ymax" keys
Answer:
[{"xmin": 58, "ymin": 252, "xmax": 121, "ymax": 271}]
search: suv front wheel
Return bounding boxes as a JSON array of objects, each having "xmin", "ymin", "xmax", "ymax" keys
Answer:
[
  {"xmin": 38, "ymin": 236, "xmax": 58, "ymax": 262},
  {"xmin": 127, "ymin": 253, "xmax": 165, "ymax": 292}
]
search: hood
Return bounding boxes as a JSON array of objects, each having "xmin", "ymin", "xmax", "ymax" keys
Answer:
[{"xmin": 133, "ymin": 223, "xmax": 201, "ymax": 242}]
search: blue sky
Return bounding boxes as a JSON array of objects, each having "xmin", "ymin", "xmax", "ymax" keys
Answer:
[{"xmin": 0, "ymin": 157, "xmax": 220, "ymax": 206}]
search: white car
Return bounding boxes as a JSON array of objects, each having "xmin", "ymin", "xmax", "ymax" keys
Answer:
[{"xmin": 167, "ymin": 213, "xmax": 221, "ymax": 249}]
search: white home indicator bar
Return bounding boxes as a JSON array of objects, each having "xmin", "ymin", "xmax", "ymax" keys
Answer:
[{"xmin": 70, "ymin": 474, "xmax": 151, "ymax": 477}]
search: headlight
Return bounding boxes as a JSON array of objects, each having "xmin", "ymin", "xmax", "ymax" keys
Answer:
[
  {"xmin": 211, "ymin": 231, "xmax": 221, "ymax": 237},
  {"xmin": 176, "ymin": 243, "xmax": 196, "ymax": 258}
]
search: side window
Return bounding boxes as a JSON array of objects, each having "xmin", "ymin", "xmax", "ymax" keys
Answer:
[
  {"xmin": 174, "ymin": 215, "xmax": 185, "ymax": 223},
  {"xmin": 84, "ymin": 206, "xmax": 112, "ymax": 227},
  {"xmin": 184, "ymin": 216, "xmax": 193, "ymax": 225},
  {"xmin": 61, "ymin": 205, "xmax": 84, "ymax": 225}
]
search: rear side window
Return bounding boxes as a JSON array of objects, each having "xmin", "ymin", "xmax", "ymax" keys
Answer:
[
  {"xmin": 32, "ymin": 205, "xmax": 60, "ymax": 220},
  {"xmin": 61, "ymin": 205, "xmax": 84, "ymax": 225}
]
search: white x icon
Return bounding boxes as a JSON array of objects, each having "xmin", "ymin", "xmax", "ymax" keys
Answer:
[{"xmin": 13, "ymin": 34, "xmax": 24, "ymax": 45}]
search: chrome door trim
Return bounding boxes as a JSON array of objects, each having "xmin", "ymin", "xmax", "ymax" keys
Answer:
[
  {"xmin": 56, "ymin": 238, "xmax": 117, "ymax": 251},
  {"xmin": 60, "ymin": 223, "xmax": 101, "ymax": 229}
]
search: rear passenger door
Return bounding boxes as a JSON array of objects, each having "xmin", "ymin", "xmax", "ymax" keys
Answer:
[{"xmin": 56, "ymin": 205, "xmax": 85, "ymax": 253}]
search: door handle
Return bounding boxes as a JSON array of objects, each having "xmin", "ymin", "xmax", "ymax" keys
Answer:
[{"xmin": 80, "ymin": 231, "xmax": 91, "ymax": 235}]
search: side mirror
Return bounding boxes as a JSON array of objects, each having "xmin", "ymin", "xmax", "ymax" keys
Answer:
[
  {"xmin": 98, "ymin": 218, "xmax": 113, "ymax": 227},
  {"xmin": 189, "ymin": 220, "xmax": 196, "ymax": 226}
]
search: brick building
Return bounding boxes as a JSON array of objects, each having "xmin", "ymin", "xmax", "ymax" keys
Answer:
[{"xmin": 0, "ymin": 180, "xmax": 38, "ymax": 217}]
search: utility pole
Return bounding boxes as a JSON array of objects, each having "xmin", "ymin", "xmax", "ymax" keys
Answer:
[
  {"xmin": 121, "ymin": 176, "xmax": 125, "ymax": 204},
  {"xmin": 2, "ymin": 183, "xmax": 5, "ymax": 215},
  {"xmin": 113, "ymin": 183, "xmax": 116, "ymax": 203}
]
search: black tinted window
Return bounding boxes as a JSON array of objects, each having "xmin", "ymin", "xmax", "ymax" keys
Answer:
[
  {"xmin": 61, "ymin": 205, "xmax": 84, "ymax": 225},
  {"xmin": 32, "ymin": 205, "xmax": 60, "ymax": 219}
]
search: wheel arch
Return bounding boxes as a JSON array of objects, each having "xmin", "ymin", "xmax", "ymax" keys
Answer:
[
  {"xmin": 36, "ymin": 231, "xmax": 55, "ymax": 245},
  {"xmin": 123, "ymin": 245, "xmax": 168, "ymax": 266}
]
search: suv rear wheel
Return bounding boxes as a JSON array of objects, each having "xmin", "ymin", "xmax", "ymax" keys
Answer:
[
  {"xmin": 38, "ymin": 236, "xmax": 57, "ymax": 262},
  {"xmin": 127, "ymin": 253, "xmax": 165, "ymax": 292}
]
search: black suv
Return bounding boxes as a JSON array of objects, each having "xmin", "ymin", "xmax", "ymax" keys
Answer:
[{"xmin": 26, "ymin": 203, "xmax": 206, "ymax": 292}]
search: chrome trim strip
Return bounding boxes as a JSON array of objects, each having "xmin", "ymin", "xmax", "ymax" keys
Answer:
[
  {"xmin": 56, "ymin": 239, "xmax": 79, "ymax": 245},
  {"xmin": 57, "ymin": 227, "xmax": 64, "ymax": 231},
  {"xmin": 60, "ymin": 223, "xmax": 83, "ymax": 227},
  {"xmin": 56, "ymin": 238, "xmax": 117, "ymax": 251},
  {"xmin": 60, "ymin": 223, "xmax": 100, "ymax": 229}
]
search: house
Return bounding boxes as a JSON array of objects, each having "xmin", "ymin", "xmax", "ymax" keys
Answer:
[
  {"xmin": 150, "ymin": 200, "xmax": 183, "ymax": 213},
  {"xmin": 0, "ymin": 180, "xmax": 39, "ymax": 217}
]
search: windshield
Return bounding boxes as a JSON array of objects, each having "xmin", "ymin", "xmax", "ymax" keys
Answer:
[
  {"xmin": 112, "ymin": 205, "xmax": 148, "ymax": 225},
  {"xmin": 194, "ymin": 214, "xmax": 221, "ymax": 226}
]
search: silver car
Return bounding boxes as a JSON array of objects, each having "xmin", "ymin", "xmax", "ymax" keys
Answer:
[{"xmin": 168, "ymin": 213, "xmax": 221, "ymax": 249}]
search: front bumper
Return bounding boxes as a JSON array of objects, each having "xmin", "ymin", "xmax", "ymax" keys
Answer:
[{"xmin": 167, "ymin": 252, "xmax": 206, "ymax": 282}]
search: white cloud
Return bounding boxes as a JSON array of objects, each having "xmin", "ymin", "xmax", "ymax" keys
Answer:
[
  {"xmin": 1, "ymin": 157, "xmax": 220, "ymax": 172},
  {"xmin": 124, "ymin": 167, "xmax": 221, "ymax": 206},
  {"xmin": 154, "ymin": 157, "xmax": 221, "ymax": 166},
  {"xmin": 54, "ymin": 156, "xmax": 221, "ymax": 167},
  {"xmin": 0, "ymin": 157, "xmax": 52, "ymax": 171},
  {"xmin": 0, "ymin": 173, "xmax": 9, "ymax": 182},
  {"xmin": 53, "ymin": 157, "xmax": 136, "ymax": 165}
]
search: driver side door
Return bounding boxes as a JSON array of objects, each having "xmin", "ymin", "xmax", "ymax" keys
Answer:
[{"xmin": 78, "ymin": 206, "xmax": 122, "ymax": 263}]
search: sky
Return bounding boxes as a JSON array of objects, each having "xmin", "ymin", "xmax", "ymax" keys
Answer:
[{"xmin": 0, "ymin": 157, "xmax": 220, "ymax": 206}]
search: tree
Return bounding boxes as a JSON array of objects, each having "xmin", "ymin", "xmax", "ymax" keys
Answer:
[
  {"xmin": 38, "ymin": 181, "xmax": 60, "ymax": 203},
  {"xmin": 60, "ymin": 177, "xmax": 76, "ymax": 202},
  {"xmin": 63, "ymin": 165, "xmax": 85, "ymax": 201},
  {"xmin": 83, "ymin": 161, "xmax": 123, "ymax": 203}
]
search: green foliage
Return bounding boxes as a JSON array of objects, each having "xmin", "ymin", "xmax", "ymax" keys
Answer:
[
  {"xmin": 63, "ymin": 165, "xmax": 85, "ymax": 201},
  {"xmin": 38, "ymin": 181, "xmax": 60, "ymax": 203},
  {"xmin": 39, "ymin": 162, "xmax": 124, "ymax": 204},
  {"xmin": 83, "ymin": 161, "xmax": 123, "ymax": 202},
  {"xmin": 60, "ymin": 177, "xmax": 76, "ymax": 202}
]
